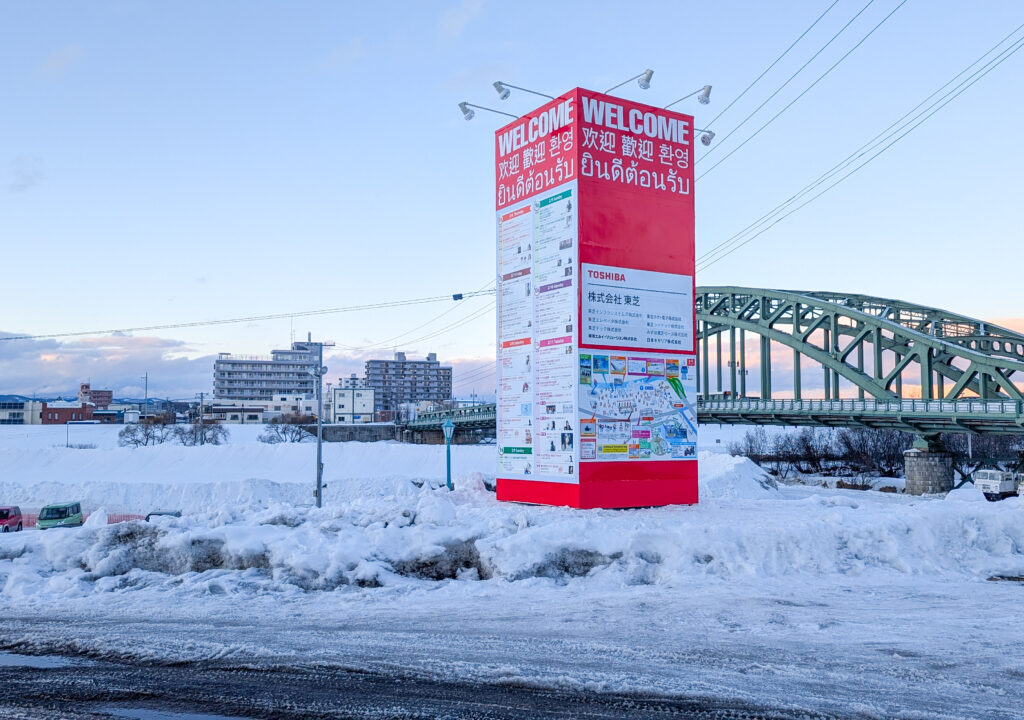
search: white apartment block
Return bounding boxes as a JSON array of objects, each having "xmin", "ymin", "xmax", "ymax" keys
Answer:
[{"xmin": 331, "ymin": 375, "xmax": 374, "ymax": 424}]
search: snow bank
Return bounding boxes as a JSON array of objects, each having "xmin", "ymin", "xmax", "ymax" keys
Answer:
[
  {"xmin": 2, "ymin": 448, "xmax": 1022, "ymax": 601},
  {"xmin": 946, "ymin": 483, "xmax": 987, "ymax": 502},
  {"xmin": 697, "ymin": 453, "xmax": 776, "ymax": 500},
  {"xmin": 2, "ymin": 429, "xmax": 1022, "ymax": 601}
]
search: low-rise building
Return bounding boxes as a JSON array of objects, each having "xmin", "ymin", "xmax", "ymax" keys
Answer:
[
  {"xmin": 204, "ymin": 395, "xmax": 320, "ymax": 423},
  {"xmin": 331, "ymin": 374, "xmax": 375, "ymax": 424},
  {"xmin": 41, "ymin": 400, "xmax": 94, "ymax": 424},
  {"xmin": 0, "ymin": 400, "xmax": 43, "ymax": 425},
  {"xmin": 204, "ymin": 405, "xmax": 266, "ymax": 424},
  {"xmin": 260, "ymin": 394, "xmax": 319, "ymax": 419}
]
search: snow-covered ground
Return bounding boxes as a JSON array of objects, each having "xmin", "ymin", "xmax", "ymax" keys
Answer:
[{"xmin": 1, "ymin": 425, "xmax": 1022, "ymax": 718}]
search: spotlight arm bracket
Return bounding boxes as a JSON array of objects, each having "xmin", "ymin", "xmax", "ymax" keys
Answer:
[
  {"xmin": 664, "ymin": 87, "xmax": 707, "ymax": 110},
  {"xmin": 605, "ymin": 71, "xmax": 647, "ymax": 94},
  {"xmin": 460, "ymin": 102, "xmax": 520, "ymax": 120},
  {"xmin": 496, "ymin": 81, "xmax": 554, "ymax": 100}
]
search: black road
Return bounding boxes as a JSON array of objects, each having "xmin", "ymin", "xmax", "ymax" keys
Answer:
[{"xmin": 0, "ymin": 654, "xmax": 840, "ymax": 720}]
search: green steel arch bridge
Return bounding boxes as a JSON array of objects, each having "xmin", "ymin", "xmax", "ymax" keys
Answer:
[
  {"xmin": 696, "ymin": 287, "xmax": 1024, "ymax": 437},
  {"xmin": 408, "ymin": 287, "xmax": 1024, "ymax": 439}
]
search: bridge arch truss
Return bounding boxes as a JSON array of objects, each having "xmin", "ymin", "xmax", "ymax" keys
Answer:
[{"xmin": 696, "ymin": 288, "xmax": 1024, "ymax": 434}]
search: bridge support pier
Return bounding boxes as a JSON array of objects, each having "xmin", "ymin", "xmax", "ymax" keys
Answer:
[{"xmin": 903, "ymin": 435, "xmax": 953, "ymax": 495}]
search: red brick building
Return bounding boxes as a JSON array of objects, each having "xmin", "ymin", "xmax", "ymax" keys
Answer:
[{"xmin": 41, "ymin": 401, "xmax": 94, "ymax": 424}]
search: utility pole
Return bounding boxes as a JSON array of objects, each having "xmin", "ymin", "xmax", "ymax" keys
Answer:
[
  {"xmin": 303, "ymin": 337, "xmax": 334, "ymax": 508},
  {"xmin": 141, "ymin": 372, "xmax": 148, "ymax": 419},
  {"xmin": 196, "ymin": 392, "xmax": 205, "ymax": 445},
  {"xmin": 325, "ymin": 382, "xmax": 333, "ymax": 424}
]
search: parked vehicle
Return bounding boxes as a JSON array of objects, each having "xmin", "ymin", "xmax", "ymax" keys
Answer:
[
  {"xmin": 0, "ymin": 506, "xmax": 23, "ymax": 532},
  {"xmin": 37, "ymin": 502, "xmax": 84, "ymax": 530},
  {"xmin": 973, "ymin": 470, "xmax": 1023, "ymax": 501}
]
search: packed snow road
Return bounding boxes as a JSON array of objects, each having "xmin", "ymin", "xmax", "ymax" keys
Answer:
[
  {"xmin": 0, "ymin": 648, "xmax": 830, "ymax": 720},
  {"xmin": 1, "ymin": 425, "xmax": 1023, "ymax": 718},
  {"xmin": 3, "ymin": 572, "xmax": 1022, "ymax": 720}
]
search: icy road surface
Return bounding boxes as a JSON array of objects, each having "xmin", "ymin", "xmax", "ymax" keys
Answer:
[{"xmin": 1, "ymin": 425, "xmax": 1022, "ymax": 718}]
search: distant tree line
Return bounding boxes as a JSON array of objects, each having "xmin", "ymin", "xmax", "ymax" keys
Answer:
[
  {"xmin": 729, "ymin": 427, "xmax": 1024, "ymax": 480},
  {"xmin": 116, "ymin": 414, "xmax": 317, "ymax": 447}
]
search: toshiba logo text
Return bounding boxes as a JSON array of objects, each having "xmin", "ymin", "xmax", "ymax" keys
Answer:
[{"xmin": 587, "ymin": 269, "xmax": 626, "ymax": 282}]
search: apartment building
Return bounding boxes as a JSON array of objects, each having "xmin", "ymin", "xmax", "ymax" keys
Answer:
[
  {"xmin": 78, "ymin": 383, "xmax": 113, "ymax": 409},
  {"xmin": 332, "ymin": 374, "xmax": 375, "ymax": 424},
  {"xmin": 364, "ymin": 352, "xmax": 452, "ymax": 415},
  {"xmin": 213, "ymin": 341, "xmax": 318, "ymax": 401}
]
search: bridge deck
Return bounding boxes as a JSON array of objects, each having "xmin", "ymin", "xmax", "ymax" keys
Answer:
[
  {"xmin": 405, "ymin": 399, "xmax": 1024, "ymax": 436},
  {"xmin": 698, "ymin": 398, "xmax": 1024, "ymax": 435}
]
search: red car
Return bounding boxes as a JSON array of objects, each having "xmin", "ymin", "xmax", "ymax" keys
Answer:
[{"xmin": 0, "ymin": 506, "xmax": 24, "ymax": 533}]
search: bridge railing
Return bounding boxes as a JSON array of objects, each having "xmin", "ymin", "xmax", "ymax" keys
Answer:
[
  {"xmin": 405, "ymin": 403, "xmax": 497, "ymax": 427},
  {"xmin": 698, "ymin": 398, "xmax": 1024, "ymax": 416}
]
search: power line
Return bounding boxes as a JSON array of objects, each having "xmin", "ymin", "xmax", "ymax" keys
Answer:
[
  {"xmin": 0, "ymin": 289, "xmax": 496, "ymax": 343},
  {"xmin": 697, "ymin": 21, "xmax": 1024, "ymax": 268},
  {"xmin": 454, "ymin": 369, "xmax": 497, "ymax": 389},
  {"xmin": 697, "ymin": 33, "xmax": 1024, "ymax": 272},
  {"xmin": 699, "ymin": 0, "xmax": 877, "ymax": 161},
  {"xmin": 703, "ymin": 0, "xmax": 842, "ymax": 130},
  {"xmin": 334, "ymin": 279, "xmax": 495, "ymax": 351},
  {"xmin": 453, "ymin": 360, "xmax": 498, "ymax": 388},
  {"xmin": 374, "ymin": 302, "xmax": 496, "ymax": 350},
  {"xmin": 455, "ymin": 358, "xmax": 499, "ymax": 381},
  {"xmin": 697, "ymin": 0, "xmax": 907, "ymax": 180}
]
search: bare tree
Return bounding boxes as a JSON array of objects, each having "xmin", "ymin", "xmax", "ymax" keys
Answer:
[
  {"xmin": 258, "ymin": 415, "xmax": 315, "ymax": 444},
  {"xmin": 118, "ymin": 417, "xmax": 175, "ymax": 447},
  {"xmin": 942, "ymin": 433, "xmax": 1024, "ymax": 478},
  {"xmin": 731, "ymin": 427, "xmax": 914, "ymax": 479},
  {"xmin": 175, "ymin": 422, "xmax": 229, "ymax": 446},
  {"xmin": 835, "ymin": 428, "xmax": 913, "ymax": 477}
]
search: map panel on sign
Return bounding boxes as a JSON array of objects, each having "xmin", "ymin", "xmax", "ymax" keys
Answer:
[{"xmin": 578, "ymin": 351, "xmax": 697, "ymax": 462}]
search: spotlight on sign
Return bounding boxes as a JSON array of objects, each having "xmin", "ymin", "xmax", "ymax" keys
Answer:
[
  {"xmin": 638, "ymin": 69, "xmax": 654, "ymax": 90},
  {"xmin": 697, "ymin": 85, "xmax": 712, "ymax": 104},
  {"xmin": 493, "ymin": 81, "xmax": 511, "ymax": 100},
  {"xmin": 700, "ymin": 130, "xmax": 715, "ymax": 146},
  {"xmin": 458, "ymin": 102, "xmax": 475, "ymax": 121}
]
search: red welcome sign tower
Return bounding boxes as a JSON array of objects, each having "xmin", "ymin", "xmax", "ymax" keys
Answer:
[{"xmin": 494, "ymin": 88, "xmax": 698, "ymax": 509}]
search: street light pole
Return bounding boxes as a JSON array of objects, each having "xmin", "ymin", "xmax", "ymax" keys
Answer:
[
  {"xmin": 315, "ymin": 341, "xmax": 324, "ymax": 508},
  {"xmin": 442, "ymin": 417, "xmax": 455, "ymax": 491},
  {"xmin": 196, "ymin": 391, "xmax": 205, "ymax": 446},
  {"xmin": 303, "ymin": 337, "xmax": 334, "ymax": 508}
]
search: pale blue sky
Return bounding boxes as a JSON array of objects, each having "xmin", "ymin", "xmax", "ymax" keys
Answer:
[{"xmin": 2, "ymin": 0, "xmax": 1022, "ymax": 398}]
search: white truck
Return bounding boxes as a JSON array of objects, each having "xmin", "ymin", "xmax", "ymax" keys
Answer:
[{"xmin": 972, "ymin": 469, "xmax": 1024, "ymax": 501}]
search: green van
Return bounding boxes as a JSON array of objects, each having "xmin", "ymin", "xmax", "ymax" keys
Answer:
[{"xmin": 37, "ymin": 502, "xmax": 84, "ymax": 530}]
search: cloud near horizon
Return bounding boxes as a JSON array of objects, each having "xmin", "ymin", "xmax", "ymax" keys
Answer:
[{"xmin": 0, "ymin": 332, "xmax": 215, "ymax": 399}]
